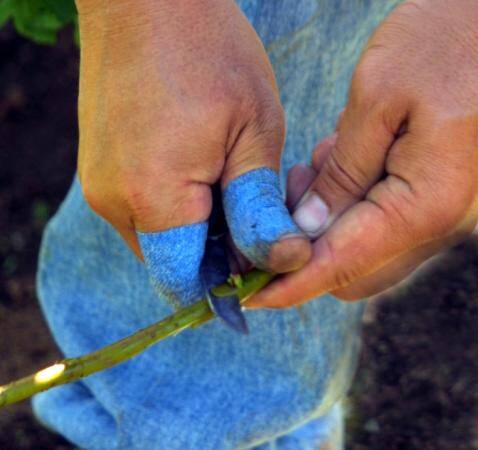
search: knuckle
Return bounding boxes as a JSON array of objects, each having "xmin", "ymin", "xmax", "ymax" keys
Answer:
[
  {"xmin": 238, "ymin": 73, "xmax": 285, "ymax": 132},
  {"xmin": 201, "ymin": 78, "xmax": 241, "ymax": 113},
  {"xmin": 317, "ymin": 236, "xmax": 361, "ymax": 290},
  {"xmin": 195, "ymin": 74, "xmax": 285, "ymax": 149},
  {"xmin": 368, "ymin": 173, "xmax": 471, "ymax": 243},
  {"xmin": 200, "ymin": 67, "xmax": 268, "ymax": 110},
  {"xmin": 366, "ymin": 176, "xmax": 419, "ymax": 244},
  {"xmin": 186, "ymin": 79, "xmax": 246, "ymax": 135},
  {"xmin": 330, "ymin": 268, "xmax": 360, "ymax": 291},
  {"xmin": 159, "ymin": 183, "xmax": 212, "ymax": 226},
  {"xmin": 176, "ymin": 183, "xmax": 212, "ymax": 219},
  {"xmin": 319, "ymin": 150, "xmax": 367, "ymax": 199},
  {"xmin": 350, "ymin": 60, "xmax": 395, "ymax": 114},
  {"xmin": 120, "ymin": 177, "xmax": 152, "ymax": 218},
  {"xmin": 375, "ymin": 176, "xmax": 414, "ymax": 221},
  {"xmin": 254, "ymin": 99, "xmax": 286, "ymax": 144},
  {"xmin": 230, "ymin": 95, "xmax": 285, "ymax": 165},
  {"xmin": 124, "ymin": 178, "xmax": 212, "ymax": 228}
]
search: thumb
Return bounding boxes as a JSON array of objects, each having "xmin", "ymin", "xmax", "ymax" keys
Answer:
[
  {"xmin": 221, "ymin": 115, "xmax": 311, "ymax": 273},
  {"xmin": 244, "ymin": 129, "xmax": 472, "ymax": 309},
  {"xmin": 223, "ymin": 168, "xmax": 311, "ymax": 273},
  {"xmin": 292, "ymin": 89, "xmax": 407, "ymax": 239},
  {"xmin": 245, "ymin": 163, "xmax": 445, "ymax": 308}
]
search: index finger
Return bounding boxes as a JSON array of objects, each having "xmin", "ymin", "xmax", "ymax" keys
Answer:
[{"xmin": 245, "ymin": 141, "xmax": 468, "ymax": 308}]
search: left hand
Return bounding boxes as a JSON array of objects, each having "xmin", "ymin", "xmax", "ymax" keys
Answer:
[{"xmin": 246, "ymin": 0, "xmax": 478, "ymax": 308}]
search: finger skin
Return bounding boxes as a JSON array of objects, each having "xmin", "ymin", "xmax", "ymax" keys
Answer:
[
  {"xmin": 285, "ymin": 135, "xmax": 334, "ymax": 239},
  {"xmin": 305, "ymin": 90, "xmax": 406, "ymax": 220},
  {"xmin": 331, "ymin": 236, "xmax": 456, "ymax": 299},
  {"xmin": 246, "ymin": 0, "xmax": 478, "ymax": 308},
  {"xmin": 76, "ymin": 0, "xmax": 294, "ymax": 266},
  {"xmin": 289, "ymin": 84, "xmax": 408, "ymax": 243},
  {"xmin": 245, "ymin": 149, "xmax": 477, "ymax": 309},
  {"xmin": 286, "ymin": 164, "xmax": 317, "ymax": 210},
  {"xmin": 311, "ymin": 133, "xmax": 337, "ymax": 173}
]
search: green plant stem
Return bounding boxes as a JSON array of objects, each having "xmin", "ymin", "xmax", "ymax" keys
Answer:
[{"xmin": 0, "ymin": 269, "xmax": 275, "ymax": 408}]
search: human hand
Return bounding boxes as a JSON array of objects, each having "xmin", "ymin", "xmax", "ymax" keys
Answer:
[
  {"xmin": 246, "ymin": 0, "xmax": 478, "ymax": 308},
  {"xmin": 75, "ymin": 0, "xmax": 311, "ymax": 305}
]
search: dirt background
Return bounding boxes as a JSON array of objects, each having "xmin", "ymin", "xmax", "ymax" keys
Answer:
[{"xmin": 0, "ymin": 25, "xmax": 477, "ymax": 450}]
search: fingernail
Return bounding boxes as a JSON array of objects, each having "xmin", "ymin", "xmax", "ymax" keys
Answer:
[
  {"xmin": 293, "ymin": 191, "xmax": 329, "ymax": 238},
  {"xmin": 268, "ymin": 234, "xmax": 312, "ymax": 273}
]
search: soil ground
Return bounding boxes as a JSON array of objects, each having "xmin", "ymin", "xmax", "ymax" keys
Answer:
[{"xmin": 0, "ymin": 25, "xmax": 477, "ymax": 450}]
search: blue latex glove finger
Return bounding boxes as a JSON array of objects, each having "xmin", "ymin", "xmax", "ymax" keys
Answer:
[
  {"xmin": 138, "ymin": 187, "xmax": 247, "ymax": 332},
  {"xmin": 138, "ymin": 223, "xmax": 208, "ymax": 310},
  {"xmin": 223, "ymin": 167, "xmax": 312, "ymax": 272}
]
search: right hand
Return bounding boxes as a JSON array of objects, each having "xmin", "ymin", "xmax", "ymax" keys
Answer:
[{"xmin": 75, "ymin": 0, "xmax": 311, "ymax": 274}]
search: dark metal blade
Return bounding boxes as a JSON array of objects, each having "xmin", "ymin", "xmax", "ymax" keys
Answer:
[
  {"xmin": 200, "ymin": 184, "xmax": 248, "ymax": 334},
  {"xmin": 204, "ymin": 287, "xmax": 249, "ymax": 334}
]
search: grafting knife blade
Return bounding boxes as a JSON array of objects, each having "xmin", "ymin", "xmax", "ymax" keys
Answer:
[
  {"xmin": 204, "ymin": 284, "xmax": 249, "ymax": 334},
  {"xmin": 200, "ymin": 184, "xmax": 249, "ymax": 334},
  {"xmin": 200, "ymin": 235, "xmax": 249, "ymax": 334}
]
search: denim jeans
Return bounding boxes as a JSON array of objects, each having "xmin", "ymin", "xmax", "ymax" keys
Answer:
[{"xmin": 33, "ymin": 1, "xmax": 400, "ymax": 448}]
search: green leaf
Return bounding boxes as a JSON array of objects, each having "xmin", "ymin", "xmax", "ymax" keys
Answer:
[
  {"xmin": 0, "ymin": 0, "xmax": 14, "ymax": 27},
  {"xmin": 0, "ymin": 0, "xmax": 79, "ymax": 46},
  {"xmin": 73, "ymin": 14, "xmax": 79, "ymax": 46},
  {"xmin": 0, "ymin": 0, "xmax": 78, "ymax": 45},
  {"xmin": 11, "ymin": 0, "xmax": 63, "ymax": 44},
  {"xmin": 42, "ymin": 0, "xmax": 76, "ymax": 23},
  {"xmin": 32, "ymin": 200, "xmax": 51, "ymax": 225}
]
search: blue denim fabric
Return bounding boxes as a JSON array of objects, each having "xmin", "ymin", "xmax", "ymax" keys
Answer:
[{"xmin": 33, "ymin": 1, "xmax": 401, "ymax": 449}]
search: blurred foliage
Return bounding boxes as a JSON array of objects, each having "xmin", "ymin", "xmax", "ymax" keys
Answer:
[
  {"xmin": 0, "ymin": 0, "xmax": 78, "ymax": 45},
  {"xmin": 31, "ymin": 200, "xmax": 51, "ymax": 227},
  {"xmin": 2, "ymin": 254, "xmax": 18, "ymax": 276}
]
